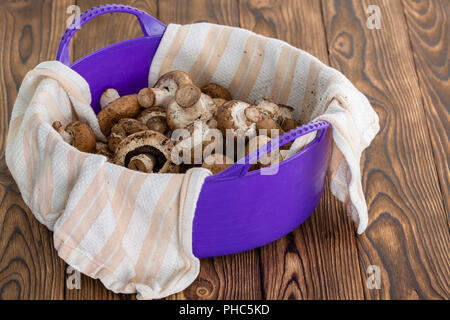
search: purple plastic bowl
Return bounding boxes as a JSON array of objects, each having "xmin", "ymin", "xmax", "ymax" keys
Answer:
[{"xmin": 56, "ymin": 4, "xmax": 331, "ymax": 258}]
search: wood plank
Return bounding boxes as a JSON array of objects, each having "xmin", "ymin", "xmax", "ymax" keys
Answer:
[
  {"xmin": 159, "ymin": 0, "xmax": 263, "ymax": 300},
  {"xmin": 402, "ymin": 0, "xmax": 449, "ymax": 214},
  {"xmin": 73, "ymin": 0, "xmax": 159, "ymax": 63},
  {"xmin": 158, "ymin": 0, "xmax": 239, "ymax": 26},
  {"xmin": 64, "ymin": 0, "xmax": 158, "ymax": 300},
  {"xmin": 0, "ymin": 0, "xmax": 72, "ymax": 300},
  {"xmin": 238, "ymin": 0, "xmax": 365, "ymax": 300},
  {"xmin": 321, "ymin": 0, "xmax": 450, "ymax": 299}
]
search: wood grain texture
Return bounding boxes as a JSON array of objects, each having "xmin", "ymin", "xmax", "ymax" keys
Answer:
[
  {"xmin": 159, "ymin": 0, "xmax": 263, "ymax": 300},
  {"xmin": 402, "ymin": 0, "xmax": 449, "ymax": 214},
  {"xmin": 0, "ymin": 0, "xmax": 448, "ymax": 300},
  {"xmin": 0, "ymin": 0, "xmax": 71, "ymax": 300},
  {"xmin": 238, "ymin": 0, "xmax": 365, "ymax": 300},
  {"xmin": 72, "ymin": 0, "xmax": 158, "ymax": 63},
  {"xmin": 321, "ymin": 0, "xmax": 449, "ymax": 299},
  {"xmin": 158, "ymin": 0, "xmax": 240, "ymax": 26}
]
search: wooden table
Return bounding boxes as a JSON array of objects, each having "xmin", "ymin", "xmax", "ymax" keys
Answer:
[{"xmin": 0, "ymin": 0, "xmax": 448, "ymax": 300}]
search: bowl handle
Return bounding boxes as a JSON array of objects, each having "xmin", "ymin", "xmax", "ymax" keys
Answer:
[
  {"xmin": 214, "ymin": 121, "xmax": 330, "ymax": 178},
  {"xmin": 56, "ymin": 4, "xmax": 166, "ymax": 66}
]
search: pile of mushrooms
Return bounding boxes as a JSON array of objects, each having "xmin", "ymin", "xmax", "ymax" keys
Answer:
[{"xmin": 52, "ymin": 70, "xmax": 300, "ymax": 175}]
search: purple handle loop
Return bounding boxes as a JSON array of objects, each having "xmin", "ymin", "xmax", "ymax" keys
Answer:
[
  {"xmin": 239, "ymin": 121, "xmax": 330, "ymax": 176},
  {"xmin": 56, "ymin": 4, "xmax": 166, "ymax": 66}
]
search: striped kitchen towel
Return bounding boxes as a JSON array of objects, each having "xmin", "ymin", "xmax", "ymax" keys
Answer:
[
  {"xmin": 149, "ymin": 23, "xmax": 379, "ymax": 234},
  {"xmin": 6, "ymin": 61, "xmax": 210, "ymax": 299}
]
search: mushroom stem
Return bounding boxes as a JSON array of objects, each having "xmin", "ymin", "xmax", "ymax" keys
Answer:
[
  {"xmin": 65, "ymin": 121, "xmax": 97, "ymax": 153},
  {"xmin": 128, "ymin": 154, "xmax": 156, "ymax": 173},
  {"xmin": 114, "ymin": 130, "xmax": 179, "ymax": 174},
  {"xmin": 137, "ymin": 88, "xmax": 172, "ymax": 108},
  {"xmin": 52, "ymin": 121, "xmax": 73, "ymax": 144}
]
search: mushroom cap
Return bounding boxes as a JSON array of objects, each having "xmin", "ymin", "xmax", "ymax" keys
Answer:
[
  {"xmin": 95, "ymin": 141, "xmax": 113, "ymax": 160},
  {"xmin": 281, "ymin": 118, "xmax": 298, "ymax": 132},
  {"xmin": 213, "ymin": 98, "xmax": 227, "ymax": 108},
  {"xmin": 202, "ymin": 153, "xmax": 233, "ymax": 175},
  {"xmin": 114, "ymin": 130, "xmax": 179, "ymax": 173},
  {"xmin": 256, "ymin": 99, "xmax": 294, "ymax": 123},
  {"xmin": 65, "ymin": 121, "xmax": 96, "ymax": 153},
  {"xmin": 175, "ymin": 83, "xmax": 202, "ymax": 108},
  {"xmin": 217, "ymin": 100, "xmax": 261, "ymax": 138},
  {"xmin": 256, "ymin": 114, "xmax": 284, "ymax": 137},
  {"xmin": 100, "ymin": 88, "xmax": 120, "ymax": 109},
  {"xmin": 137, "ymin": 107, "xmax": 168, "ymax": 134},
  {"xmin": 97, "ymin": 94, "xmax": 142, "ymax": 136},
  {"xmin": 52, "ymin": 120, "xmax": 63, "ymax": 131},
  {"xmin": 146, "ymin": 117, "xmax": 168, "ymax": 134},
  {"xmin": 278, "ymin": 103, "xmax": 295, "ymax": 121},
  {"xmin": 118, "ymin": 118, "xmax": 148, "ymax": 135},
  {"xmin": 201, "ymin": 83, "xmax": 232, "ymax": 101},
  {"xmin": 175, "ymin": 121, "xmax": 223, "ymax": 165},
  {"xmin": 137, "ymin": 107, "xmax": 166, "ymax": 122},
  {"xmin": 137, "ymin": 88, "xmax": 156, "ymax": 108},
  {"xmin": 155, "ymin": 70, "xmax": 193, "ymax": 95},
  {"xmin": 52, "ymin": 121, "xmax": 73, "ymax": 144},
  {"xmin": 166, "ymin": 93, "xmax": 217, "ymax": 130},
  {"xmin": 108, "ymin": 122, "xmax": 127, "ymax": 152}
]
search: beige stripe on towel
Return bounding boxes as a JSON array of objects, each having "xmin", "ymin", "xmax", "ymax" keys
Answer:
[
  {"xmin": 133, "ymin": 175, "xmax": 184, "ymax": 282},
  {"xmin": 196, "ymin": 28, "xmax": 234, "ymax": 86},
  {"xmin": 158, "ymin": 25, "xmax": 192, "ymax": 77}
]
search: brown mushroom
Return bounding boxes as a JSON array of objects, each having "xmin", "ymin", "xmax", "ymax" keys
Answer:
[
  {"xmin": 52, "ymin": 121, "xmax": 73, "ymax": 144},
  {"xmin": 280, "ymin": 118, "xmax": 299, "ymax": 132},
  {"xmin": 206, "ymin": 117, "xmax": 218, "ymax": 129},
  {"xmin": 256, "ymin": 113, "xmax": 284, "ymax": 138},
  {"xmin": 166, "ymin": 93, "xmax": 217, "ymax": 130},
  {"xmin": 137, "ymin": 87, "xmax": 172, "ymax": 108},
  {"xmin": 245, "ymin": 135, "xmax": 281, "ymax": 171},
  {"xmin": 64, "ymin": 121, "xmax": 97, "ymax": 153},
  {"xmin": 137, "ymin": 107, "xmax": 168, "ymax": 134},
  {"xmin": 174, "ymin": 121, "xmax": 223, "ymax": 165},
  {"xmin": 128, "ymin": 154, "xmax": 156, "ymax": 173},
  {"xmin": 100, "ymin": 89, "xmax": 120, "ymax": 109},
  {"xmin": 155, "ymin": 70, "xmax": 201, "ymax": 108},
  {"xmin": 114, "ymin": 130, "xmax": 179, "ymax": 173},
  {"xmin": 97, "ymin": 94, "xmax": 142, "ymax": 136},
  {"xmin": 201, "ymin": 83, "xmax": 232, "ymax": 101},
  {"xmin": 95, "ymin": 141, "xmax": 113, "ymax": 161},
  {"xmin": 256, "ymin": 99, "xmax": 294, "ymax": 124},
  {"xmin": 202, "ymin": 153, "xmax": 233, "ymax": 174},
  {"xmin": 117, "ymin": 118, "xmax": 148, "ymax": 134},
  {"xmin": 108, "ymin": 123, "xmax": 126, "ymax": 153},
  {"xmin": 107, "ymin": 118, "xmax": 148, "ymax": 153},
  {"xmin": 213, "ymin": 98, "xmax": 227, "ymax": 108},
  {"xmin": 216, "ymin": 100, "xmax": 262, "ymax": 139},
  {"xmin": 280, "ymin": 149, "xmax": 290, "ymax": 161},
  {"xmin": 278, "ymin": 103, "xmax": 295, "ymax": 122}
]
